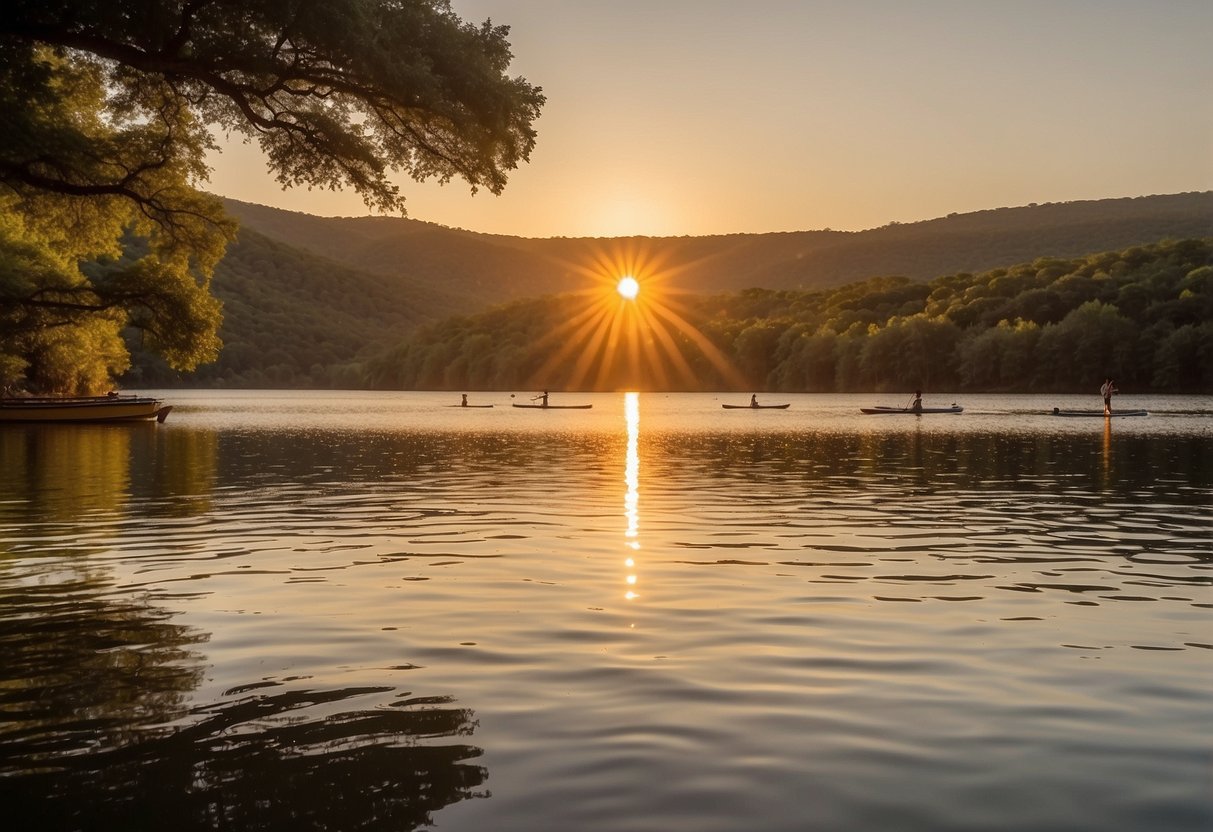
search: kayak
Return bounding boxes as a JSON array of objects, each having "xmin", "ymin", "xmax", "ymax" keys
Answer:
[
  {"xmin": 512, "ymin": 403, "xmax": 593, "ymax": 409},
  {"xmin": 1052, "ymin": 409, "xmax": 1148, "ymax": 417},
  {"xmin": 446, "ymin": 404, "xmax": 494, "ymax": 408},
  {"xmin": 860, "ymin": 405, "xmax": 963, "ymax": 414},
  {"xmin": 722, "ymin": 403, "xmax": 790, "ymax": 409}
]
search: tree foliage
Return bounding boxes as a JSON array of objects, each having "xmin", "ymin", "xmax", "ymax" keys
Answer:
[
  {"xmin": 125, "ymin": 227, "xmax": 459, "ymax": 388},
  {"xmin": 366, "ymin": 239, "xmax": 1213, "ymax": 394},
  {"xmin": 0, "ymin": 1, "xmax": 543, "ymax": 393}
]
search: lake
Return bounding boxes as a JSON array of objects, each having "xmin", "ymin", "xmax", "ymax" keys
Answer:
[{"xmin": 1, "ymin": 391, "xmax": 1210, "ymax": 831}]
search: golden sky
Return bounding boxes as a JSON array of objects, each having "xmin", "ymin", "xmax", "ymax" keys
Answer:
[{"xmin": 205, "ymin": 0, "xmax": 1213, "ymax": 238}]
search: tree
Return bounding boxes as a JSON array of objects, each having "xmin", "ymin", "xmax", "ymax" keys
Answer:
[
  {"xmin": 0, "ymin": 0, "xmax": 544, "ymax": 393},
  {"xmin": 1033, "ymin": 301, "xmax": 1140, "ymax": 390},
  {"xmin": 858, "ymin": 314, "xmax": 961, "ymax": 391}
]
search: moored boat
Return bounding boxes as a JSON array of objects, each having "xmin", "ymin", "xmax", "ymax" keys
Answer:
[
  {"xmin": 860, "ymin": 405, "xmax": 963, "ymax": 414},
  {"xmin": 0, "ymin": 394, "xmax": 172, "ymax": 423}
]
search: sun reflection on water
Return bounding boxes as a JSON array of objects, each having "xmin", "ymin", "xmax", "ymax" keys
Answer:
[{"xmin": 624, "ymin": 391, "xmax": 640, "ymax": 600}]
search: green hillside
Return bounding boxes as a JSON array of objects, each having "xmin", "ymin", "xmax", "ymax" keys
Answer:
[
  {"xmin": 365, "ymin": 238, "xmax": 1213, "ymax": 394},
  {"xmin": 127, "ymin": 194, "xmax": 1211, "ymax": 389},
  {"xmin": 226, "ymin": 192, "xmax": 1213, "ymax": 301},
  {"xmin": 123, "ymin": 227, "xmax": 460, "ymax": 388}
]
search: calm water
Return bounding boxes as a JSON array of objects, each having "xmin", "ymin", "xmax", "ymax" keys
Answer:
[{"xmin": 1, "ymin": 391, "xmax": 1210, "ymax": 831}]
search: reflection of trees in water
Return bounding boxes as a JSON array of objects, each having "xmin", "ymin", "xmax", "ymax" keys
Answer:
[
  {"xmin": 5, "ymin": 683, "xmax": 487, "ymax": 831},
  {"xmin": 138, "ymin": 427, "xmax": 220, "ymax": 516},
  {"xmin": 0, "ymin": 574, "xmax": 487, "ymax": 831},
  {"xmin": 0, "ymin": 575, "xmax": 206, "ymax": 768},
  {"xmin": 0, "ymin": 425, "xmax": 135, "ymax": 523},
  {"xmin": 0, "ymin": 422, "xmax": 487, "ymax": 829},
  {"xmin": 647, "ymin": 430, "xmax": 1212, "ymax": 499},
  {"xmin": 0, "ymin": 425, "xmax": 220, "ymax": 559}
]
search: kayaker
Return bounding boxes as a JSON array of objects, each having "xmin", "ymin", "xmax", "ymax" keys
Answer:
[
  {"xmin": 911, "ymin": 390, "xmax": 923, "ymax": 412},
  {"xmin": 461, "ymin": 393, "xmax": 468, "ymax": 407},
  {"xmin": 1100, "ymin": 378, "xmax": 1118, "ymax": 416},
  {"xmin": 533, "ymin": 390, "xmax": 549, "ymax": 407},
  {"xmin": 750, "ymin": 394, "xmax": 758, "ymax": 408}
]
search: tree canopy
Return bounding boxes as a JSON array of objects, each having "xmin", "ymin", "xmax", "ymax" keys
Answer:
[
  {"xmin": 0, "ymin": 0, "xmax": 544, "ymax": 394},
  {"xmin": 365, "ymin": 239, "xmax": 1213, "ymax": 394}
]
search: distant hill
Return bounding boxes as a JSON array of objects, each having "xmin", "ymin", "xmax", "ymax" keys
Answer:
[
  {"xmin": 127, "ymin": 193, "xmax": 1211, "ymax": 388},
  {"xmin": 225, "ymin": 192, "xmax": 1213, "ymax": 302},
  {"xmin": 123, "ymin": 227, "xmax": 462, "ymax": 388}
]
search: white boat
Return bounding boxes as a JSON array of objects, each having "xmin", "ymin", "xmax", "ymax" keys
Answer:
[{"xmin": 0, "ymin": 394, "xmax": 172, "ymax": 423}]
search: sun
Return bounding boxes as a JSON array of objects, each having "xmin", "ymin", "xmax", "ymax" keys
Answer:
[
  {"xmin": 616, "ymin": 275, "xmax": 640, "ymax": 300},
  {"xmin": 521, "ymin": 243, "xmax": 747, "ymax": 391}
]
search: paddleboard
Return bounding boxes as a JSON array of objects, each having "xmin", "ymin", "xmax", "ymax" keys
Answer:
[
  {"xmin": 1052, "ymin": 409, "xmax": 1148, "ymax": 417},
  {"xmin": 860, "ymin": 405, "xmax": 963, "ymax": 414}
]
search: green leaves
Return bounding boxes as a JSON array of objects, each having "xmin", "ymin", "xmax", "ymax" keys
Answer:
[{"xmin": 0, "ymin": 1, "xmax": 543, "ymax": 393}]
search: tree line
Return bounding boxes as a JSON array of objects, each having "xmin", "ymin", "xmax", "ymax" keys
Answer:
[{"xmin": 365, "ymin": 238, "xmax": 1213, "ymax": 394}]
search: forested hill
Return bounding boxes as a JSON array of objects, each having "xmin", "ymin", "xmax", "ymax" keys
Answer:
[
  {"xmin": 132, "ymin": 195, "xmax": 1209, "ymax": 389},
  {"xmin": 365, "ymin": 238, "xmax": 1213, "ymax": 394},
  {"xmin": 124, "ymin": 227, "xmax": 462, "ymax": 388},
  {"xmin": 225, "ymin": 192, "xmax": 1213, "ymax": 305}
]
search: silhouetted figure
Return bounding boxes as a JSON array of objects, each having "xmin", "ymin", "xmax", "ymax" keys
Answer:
[
  {"xmin": 461, "ymin": 394, "xmax": 468, "ymax": 407},
  {"xmin": 750, "ymin": 394, "xmax": 758, "ymax": 408},
  {"xmin": 1100, "ymin": 378, "xmax": 1118, "ymax": 416},
  {"xmin": 533, "ymin": 390, "xmax": 549, "ymax": 407},
  {"xmin": 911, "ymin": 390, "xmax": 923, "ymax": 412}
]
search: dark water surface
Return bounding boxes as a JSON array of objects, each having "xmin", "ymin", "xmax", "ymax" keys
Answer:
[{"xmin": 1, "ymin": 391, "xmax": 1210, "ymax": 831}]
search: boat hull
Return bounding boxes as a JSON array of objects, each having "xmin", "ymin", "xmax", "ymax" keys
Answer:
[
  {"xmin": 512, "ymin": 404, "xmax": 593, "ymax": 409},
  {"xmin": 722, "ymin": 404, "xmax": 790, "ymax": 409},
  {"xmin": 861, "ymin": 406, "xmax": 963, "ymax": 414},
  {"xmin": 1052, "ymin": 409, "xmax": 1148, "ymax": 417},
  {"xmin": 0, "ymin": 396, "xmax": 171, "ymax": 423}
]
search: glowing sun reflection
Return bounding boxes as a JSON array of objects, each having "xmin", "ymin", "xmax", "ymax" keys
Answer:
[{"xmin": 624, "ymin": 392, "xmax": 640, "ymax": 600}]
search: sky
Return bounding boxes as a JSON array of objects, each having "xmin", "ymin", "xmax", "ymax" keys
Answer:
[{"xmin": 204, "ymin": 0, "xmax": 1213, "ymax": 238}]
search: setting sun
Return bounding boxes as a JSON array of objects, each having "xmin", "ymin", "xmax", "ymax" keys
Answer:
[{"xmin": 617, "ymin": 275, "xmax": 640, "ymax": 300}]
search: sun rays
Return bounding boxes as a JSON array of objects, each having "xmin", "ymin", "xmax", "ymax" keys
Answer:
[{"xmin": 524, "ymin": 242, "xmax": 747, "ymax": 391}]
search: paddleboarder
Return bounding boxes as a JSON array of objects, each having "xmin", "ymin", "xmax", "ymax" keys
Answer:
[
  {"xmin": 1100, "ymin": 378, "xmax": 1118, "ymax": 416},
  {"xmin": 750, "ymin": 394, "xmax": 759, "ymax": 408},
  {"xmin": 533, "ymin": 390, "xmax": 550, "ymax": 407},
  {"xmin": 911, "ymin": 390, "xmax": 923, "ymax": 413}
]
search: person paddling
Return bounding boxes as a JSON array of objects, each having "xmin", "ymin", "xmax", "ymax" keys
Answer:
[
  {"xmin": 532, "ymin": 390, "xmax": 550, "ymax": 407},
  {"xmin": 1100, "ymin": 378, "xmax": 1118, "ymax": 416},
  {"xmin": 750, "ymin": 394, "xmax": 759, "ymax": 408},
  {"xmin": 911, "ymin": 390, "xmax": 923, "ymax": 413}
]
